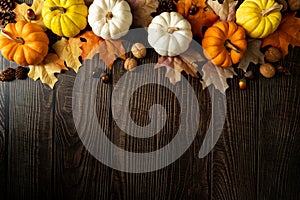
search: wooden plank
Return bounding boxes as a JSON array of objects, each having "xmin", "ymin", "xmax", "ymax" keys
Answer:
[
  {"xmin": 5, "ymin": 63, "xmax": 54, "ymax": 199},
  {"xmin": 110, "ymin": 48, "xmax": 211, "ymax": 199},
  {"xmin": 0, "ymin": 56, "xmax": 9, "ymax": 200},
  {"xmin": 211, "ymin": 66, "xmax": 258, "ymax": 200},
  {"xmin": 258, "ymin": 47, "xmax": 300, "ymax": 199},
  {"xmin": 53, "ymin": 58, "xmax": 113, "ymax": 199}
]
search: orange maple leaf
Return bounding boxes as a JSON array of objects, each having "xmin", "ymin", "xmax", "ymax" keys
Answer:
[
  {"xmin": 174, "ymin": 0, "xmax": 219, "ymax": 38},
  {"xmin": 262, "ymin": 12, "xmax": 300, "ymax": 57},
  {"xmin": 75, "ymin": 31, "xmax": 126, "ymax": 69}
]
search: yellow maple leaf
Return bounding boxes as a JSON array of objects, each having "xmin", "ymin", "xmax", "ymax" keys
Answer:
[
  {"xmin": 28, "ymin": 54, "xmax": 68, "ymax": 89},
  {"xmin": 53, "ymin": 38, "xmax": 82, "ymax": 73},
  {"xmin": 75, "ymin": 31, "xmax": 126, "ymax": 69},
  {"xmin": 13, "ymin": 0, "xmax": 46, "ymax": 30}
]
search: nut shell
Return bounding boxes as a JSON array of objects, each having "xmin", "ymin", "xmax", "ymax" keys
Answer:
[
  {"xmin": 265, "ymin": 47, "xmax": 282, "ymax": 63},
  {"xmin": 259, "ymin": 63, "xmax": 276, "ymax": 78},
  {"xmin": 124, "ymin": 58, "xmax": 137, "ymax": 71},
  {"xmin": 288, "ymin": 0, "xmax": 300, "ymax": 11},
  {"xmin": 131, "ymin": 43, "xmax": 147, "ymax": 59}
]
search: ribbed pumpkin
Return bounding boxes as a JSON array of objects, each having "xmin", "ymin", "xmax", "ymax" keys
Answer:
[
  {"xmin": 236, "ymin": 0, "xmax": 282, "ymax": 38},
  {"xmin": 88, "ymin": 0, "xmax": 133, "ymax": 40},
  {"xmin": 148, "ymin": 12, "xmax": 193, "ymax": 56},
  {"xmin": 0, "ymin": 20, "xmax": 49, "ymax": 66},
  {"xmin": 42, "ymin": 0, "xmax": 88, "ymax": 37},
  {"xmin": 202, "ymin": 21, "xmax": 247, "ymax": 67}
]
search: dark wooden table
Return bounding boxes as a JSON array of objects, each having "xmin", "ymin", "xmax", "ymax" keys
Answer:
[{"xmin": 0, "ymin": 0, "xmax": 300, "ymax": 199}]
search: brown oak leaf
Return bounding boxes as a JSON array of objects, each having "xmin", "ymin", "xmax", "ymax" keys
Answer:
[
  {"xmin": 155, "ymin": 49, "xmax": 203, "ymax": 84},
  {"xmin": 28, "ymin": 54, "xmax": 68, "ymax": 89},
  {"xmin": 207, "ymin": 0, "xmax": 238, "ymax": 21},
  {"xmin": 262, "ymin": 12, "xmax": 300, "ymax": 57},
  {"xmin": 126, "ymin": 0, "xmax": 159, "ymax": 28},
  {"xmin": 201, "ymin": 61, "xmax": 236, "ymax": 94},
  {"xmin": 13, "ymin": 0, "xmax": 46, "ymax": 30},
  {"xmin": 174, "ymin": 0, "xmax": 219, "ymax": 38},
  {"xmin": 75, "ymin": 31, "xmax": 126, "ymax": 69},
  {"xmin": 53, "ymin": 38, "xmax": 82, "ymax": 73},
  {"xmin": 238, "ymin": 39, "xmax": 265, "ymax": 72}
]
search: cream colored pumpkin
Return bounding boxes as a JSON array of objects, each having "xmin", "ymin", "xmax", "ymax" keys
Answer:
[
  {"xmin": 236, "ymin": 0, "xmax": 282, "ymax": 38},
  {"xmin": 88, "ymin": 0, "xmax": 133, "ymax": 40},
  {"xmin": 148, "ymin": 12, "xmax": 193, "ymax": 57}
]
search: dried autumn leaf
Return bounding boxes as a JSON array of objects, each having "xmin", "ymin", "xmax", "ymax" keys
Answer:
[
  {"xmin": 238, "ymin": 39, "xmax": 265, "ymax": 72},
  {"xmin": 262, "ymin": 12, "xmax": 300, "ymax": 57},
  {"xmin": 207, "ymin": 0, "xmax": 238, "ymax": 21},
  {"xmin": 74, "ymin": 31, "xmax": 103, "ymax": 60},
  {"xmin": 126, "ymin": 0, "xmax": 159, "ymax": 28},
  {"xmin": 201, "ymin": 61, "xmax": 236, "ymax": 94},
  {"xmin": 174, "ymin": 0, "xmax": 219, "ymax": 38},
  {"xmin": 155, "ymin": 49, "xmax": 203, "ymax": 84},
  {"xmin": 13, "ymin": 0, "xmax": 46, "ymax": 29},
  {"xmin": 74, "ymin": 31, "xmax": 126, "ymax": 69},
  {"xmin": 53, "ymin": 38, "xmax": 82, "ymax": 73},
  {"xmin": 28, "ymin": 54, "xmax": 68, "ymax": 89}
]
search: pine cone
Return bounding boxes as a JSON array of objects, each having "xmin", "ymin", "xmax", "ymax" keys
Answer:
[
  {"xmin": 0, "ymin": 67, "xmax": 16, "ymax": 82},
  {"xmin": 0, "ymin": 0, "xmax": 15, "ymax": 28},
  {"xmin": 15, "ymin": 66, "xmax": 29, "ymax": 80}
]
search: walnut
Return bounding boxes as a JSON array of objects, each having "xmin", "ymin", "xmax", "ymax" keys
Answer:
[
  {"xmin": 288, "ymin": 0, "xmax": 300, "ymax": 11},
  {"xmin": 259, "ymin": 63, "xmax": 276, "ymax": 78},
  {"xmin": 131, "ymin": 43, "xmax": 147, "ymax": 59},
  {"xmin": 265, "ymin": 46, "xmax": 282, "ymax": 63},
  {"xmin": 124, "ymin": 58, "xmax": 137, "ymax": 71}
]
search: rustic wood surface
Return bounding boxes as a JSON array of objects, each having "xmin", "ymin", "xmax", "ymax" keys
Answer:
[{"xmin": 0, "ymin": 0, "xmax": 299, "ymax": 199}]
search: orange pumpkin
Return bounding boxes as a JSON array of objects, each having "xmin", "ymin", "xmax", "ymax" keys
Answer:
[
  {"xmin": 0, "ymin": 20, "xmax": 49, "ymax": 66},
  {"xmin": 202, "ymin": 21, "xmax": 247, "ymax": 67}
]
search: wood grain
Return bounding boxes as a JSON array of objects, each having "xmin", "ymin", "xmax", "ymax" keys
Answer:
[
  {"xmin": 0, "ymin": 56, "xmax": 8, "ymax": 200},
  {"xmin": 211, "ymin": 65, "xmax": 259, "ymax": 200},
  {"xmin": 5, "ymin": 64, "xmax": 54, "ymax": 199},
  {"xmin": 53, "ymin": 58, "xmax": 113, "ymax": 200},
  {"xmin": 258, "ymin": 46, "xmax": 300, "ymax": 199}
]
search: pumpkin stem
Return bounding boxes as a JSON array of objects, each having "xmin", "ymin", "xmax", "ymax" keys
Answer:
[
  {"xmin": 261, "ymin": 4, "xmax": 283, "ymax": 16},
  {"xmin": 0, "ymin": 30, "xmax": 25, "ymax": 44},
  {"xmin": 50, "ymin": 6, "xmax": 66, "ymax": 13},
  {"xmin": 167, "ymin": 27, "xmax": 180, "ymax": 34},
  {"xmin": 106, "ymin": 12, "xmax": 113, "ymax": 21},
  {"xmin": 225, "ymin": 40, "xmax": 240, "ymax": 53}
]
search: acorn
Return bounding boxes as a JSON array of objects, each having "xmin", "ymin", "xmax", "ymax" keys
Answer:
[
  {"xmin": 259, "ymin": 63, "xmax": 276, "ymax": 78},
  {"xmin": 189, "ymin": 4, "xmax": 199, "ymax": 15},
  {"xmin": 239, "ymin": 78, "xmax": 247, "ymax": 90},
  {"xmin": 265, "ymin": 46, "xmax": 282, "ymax": 63},
  {"xmin": 27, "ymin": 8, "xmax": 36, "ymax": 20},
  {"xmin": 124, "ymin": 58, "xmax": 137, "ymax": 71},
  {"xmin": 100, "ymin": 72, "xmax": 110, "ymax": 84},
  {"xmin": 131, "ymin": 43, "xmax": 147, "ymax": 59}
]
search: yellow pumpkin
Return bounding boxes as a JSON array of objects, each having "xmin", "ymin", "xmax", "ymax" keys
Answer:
[
  {"xmin": 236, "ymin": 0, "xmax": 282, "ymax": 38},
  {"xmin": 42, "ymin": 0, "xmax": 88, "ymax": 37},
  {"xmin": 0, "ymin": 20, "xmax": 49, "ymax": 66},
  {"xmin": 202, "ymin": 21, "xmax": 247, "ymax": 67}
]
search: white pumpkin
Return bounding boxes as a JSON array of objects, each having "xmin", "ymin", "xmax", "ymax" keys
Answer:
[
  {"xmin": 148, "ymin": 12, "xmax": 193, "ymax": 57},
  {"xmin": 88, "ymin": 0, "xmax": 133, "ymax": 40}
]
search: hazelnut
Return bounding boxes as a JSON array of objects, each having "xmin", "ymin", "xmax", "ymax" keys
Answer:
[
  {"xmin": 124, "ymin": 58, "xmax": 137, "ymax": 71},
  {"xmin": 131, "ymin": 43, "xmax": 147, "ymax": 59},
  {"xmin": 259, "ymin": 63, "xmax": 276, "ymax": 78},
  {"xmin": 265, "ymin": 47, "xmax": 282, "ymax": 63}
]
